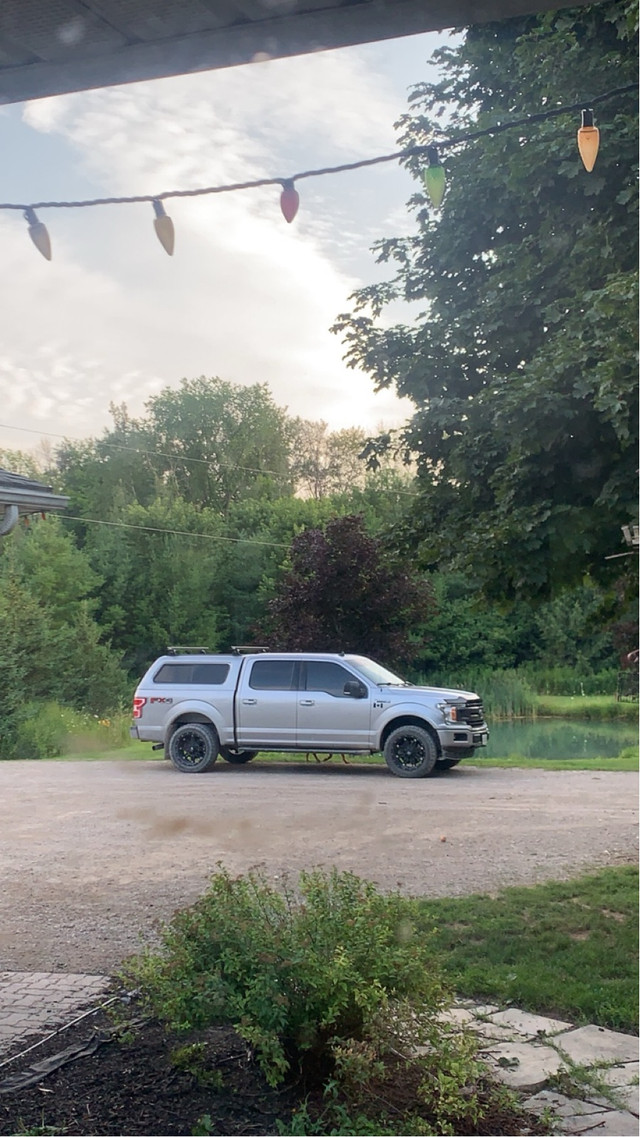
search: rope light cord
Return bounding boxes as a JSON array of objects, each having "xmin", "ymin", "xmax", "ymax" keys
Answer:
[{"xmin": 0, "ymin": 84, "xmax": 634, "ymax": 215}]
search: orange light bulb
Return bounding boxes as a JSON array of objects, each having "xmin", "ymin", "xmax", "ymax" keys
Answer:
[{"xmin": 577, "ymin": 109, "xmax": 600, "ymax": 172}]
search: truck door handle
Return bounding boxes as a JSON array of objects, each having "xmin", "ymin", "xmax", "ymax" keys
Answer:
[
  {"xmin": 242, "ymin": 698, "xmax": 257, "ymax": 705},
  {"xmin": 299, "ymin": 699, "xmax": 315, "ymax": 706}
]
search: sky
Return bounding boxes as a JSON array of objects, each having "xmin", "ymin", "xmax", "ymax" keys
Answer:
[{"xmin": 0, "ymin": 28, "xmax": 455, "ymax": 459}]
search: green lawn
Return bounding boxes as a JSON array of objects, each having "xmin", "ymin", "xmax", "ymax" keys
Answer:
[
  {"xmin": 415, "ymin": 866, "xmax": 639, "ymax": 1033},
  {"xmin": 471, "ymin": 750, "xmax": 638, "ymax": 771},
  {"xmin": 535, "ymin": 694, "xmax": 638, "ymax": 721},
  {"xmin": 46, "ymin": 743, "xmax": 638, "ymax": 771}
]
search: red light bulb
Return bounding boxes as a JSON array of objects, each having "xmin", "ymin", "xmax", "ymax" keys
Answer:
[{"xmin": 280, "ymin": 180, "xmax": 299, "ymax": 223}]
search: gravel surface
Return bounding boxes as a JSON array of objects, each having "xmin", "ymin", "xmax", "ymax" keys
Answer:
[{"xmin": 1, "ymin": 759, "xmax": 637, "ymax": 973}]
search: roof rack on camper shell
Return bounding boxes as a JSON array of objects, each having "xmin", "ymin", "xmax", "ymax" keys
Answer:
[
  {"xmin": 166, "ymin": 646, "xmax": 210, "ymax": 655},
  {"xmin": 165, "ymin": 645, "xmax": 271, "ymax": 656}
]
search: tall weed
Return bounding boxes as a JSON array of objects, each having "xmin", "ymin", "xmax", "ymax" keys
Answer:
[
  {"xmin": 416, "ymin": 668, "xmax": 536, "ymax": 718},
  {"xmin": 6, "ymin": 701, "xmax": 131, "ymax": 760},
  {"xmin": 519, "ymin": 666, "xmax": 619, "ymax": 696}
]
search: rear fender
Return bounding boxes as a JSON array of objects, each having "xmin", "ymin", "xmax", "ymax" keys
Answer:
[{"xmin": 166, "ymin": 700, "xmax": 232, "ymax": 746}]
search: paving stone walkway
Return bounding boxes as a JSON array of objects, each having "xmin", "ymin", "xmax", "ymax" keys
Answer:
[
  {"xmin": 0, "ymin": 970, "xmax": 110, "ymax": 1053},
  {"xmin": 0, "ymin": 973, "xmax": 637, "ymax": 1134},
  {"xmin": 446, "ymin": 1002, "xmax": 639, "ymax": 1135}
]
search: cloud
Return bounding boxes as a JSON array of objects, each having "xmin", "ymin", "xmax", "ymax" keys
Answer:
[{"xmin": 1, "ymin": 47, "xmax": 419, "ymax": 451}]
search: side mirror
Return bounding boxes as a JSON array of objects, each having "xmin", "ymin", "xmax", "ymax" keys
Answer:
[{"xmin": 344, "ymin": 680, "xmax": 367, "ymax": 699}]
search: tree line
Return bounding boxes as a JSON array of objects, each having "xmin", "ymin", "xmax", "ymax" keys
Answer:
[{"xmin": 0, "ymin": 1, "xmax": 637, "ymax": 753}]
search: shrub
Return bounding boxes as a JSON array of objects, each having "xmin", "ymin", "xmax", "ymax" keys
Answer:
[
  {"xmin": 5, "ymin": 701, "xmax": 131, "ymax": 760},
  {"xmin": 123, "ymin": 869, "xmax": 535, "ymax": 1134},
  {"xmin": 123, "ymin": 868, "xmax": 450, "ymax": 1087}
]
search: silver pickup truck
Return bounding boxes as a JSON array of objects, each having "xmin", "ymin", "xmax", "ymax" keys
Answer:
[{"xmin": 130, "ymin": 648, "xmax": 489, "ymax": 778}]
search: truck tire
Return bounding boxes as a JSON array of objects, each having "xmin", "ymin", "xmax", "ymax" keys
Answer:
[
  {"xmin": 169, "ymin": 723, "xmax": 219, "ymax": 773},
  {"xmin": 219, "ymin": 747, "xmax": 258, "ymax": 765},
  {"xmin": 383, "ymin": 725, "xmax": 437, "ymax": 778}
]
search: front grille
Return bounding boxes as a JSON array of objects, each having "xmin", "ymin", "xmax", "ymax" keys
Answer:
[{"xmin": 457, "ymin": 699, "xmax": 485, "ymax": 727}]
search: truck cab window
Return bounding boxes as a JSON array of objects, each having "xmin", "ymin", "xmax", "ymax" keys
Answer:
[
  {"xmin": 304, "ymin": 661, "xmax": 364, "ymax": 698},
  {"xmin": 248, "ymin": 660, "xmax": 296, "ymax": 690}
]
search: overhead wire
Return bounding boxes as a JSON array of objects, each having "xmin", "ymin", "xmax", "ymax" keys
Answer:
[
  {"xmin": 0, "ymin": 420, "xmax": 420, "ymax": 496},
  {"xmin": 62, "ymin": 514, "xmax": 292, "ymax": 548}
]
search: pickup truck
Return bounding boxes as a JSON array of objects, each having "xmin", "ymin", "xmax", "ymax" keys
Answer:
[
  {"xmin": 130, "ymin": 648, "xmax": 489, "ymax": 778},
  {"xmin": 131, "ymin": 650, "xmax": 491, "ymax": 782}
]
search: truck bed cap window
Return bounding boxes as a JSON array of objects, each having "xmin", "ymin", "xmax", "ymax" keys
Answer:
[{"xmin": 153, "ymin": 662, "xmax": 230, "ymax": 685}]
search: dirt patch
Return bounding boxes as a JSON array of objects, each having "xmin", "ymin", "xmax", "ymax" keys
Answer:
[{"xmin": 0, "ymin": 761, "xmax": 637, "ymax": 973}]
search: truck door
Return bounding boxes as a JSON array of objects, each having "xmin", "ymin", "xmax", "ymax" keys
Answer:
[
  {"xmin": 296, "ymin": 660, "xmax": 371, "ymax": 750},
  {"xmin": 236, "ymin": 658, "xmax": 298, "ymax": 748}
]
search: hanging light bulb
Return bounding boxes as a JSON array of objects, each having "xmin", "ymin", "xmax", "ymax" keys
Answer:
[
  {"xmin": 24, "ymin": 207, "xmax": 51, "ymax": 260},
  {"xmin": 422, "ymin": 146, "xmax": 446, "ymax": 209},
  {"xmin": 280, "ymin": 179, "xmax": 299, "ymax": 223},
  {"xmin": 152, "ymin": 200, "xmax": 175, "ymax": 255},
  {"xmin": 577, "ymin": 108, "xmax": 600, "ymax": 172}
]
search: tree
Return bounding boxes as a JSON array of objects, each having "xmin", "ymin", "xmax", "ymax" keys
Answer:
[
  {"xmin": 289, "ymin": 420, "xmax": 369, "ymax": 498},
  {"xmin": 0, "ymin": 518, "xmax": 129, "ymax": 752},
  {"xmin": 333, "ymin": 1, "xmax": 638, "ymax": 599},
  {"xmin": 255, "ymin": 514, "xmax": 435, "ymax": 665},
  {"xmin": 141, "ymin": 377, "xmax": 294, "ymax": 509},
  {"xmin": 54, "ymin": 378, "xmax": 296, "ymax": 524}
]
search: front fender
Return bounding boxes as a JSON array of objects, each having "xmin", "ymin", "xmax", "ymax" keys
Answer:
[{"xmin": 375, "ymin": 701, "xmax": 442, "ymax": 747}]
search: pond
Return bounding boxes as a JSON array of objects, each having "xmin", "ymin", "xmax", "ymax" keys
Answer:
[{"xmin": 485, "ymin": 717, "xmax": 637, "ymax": 760}]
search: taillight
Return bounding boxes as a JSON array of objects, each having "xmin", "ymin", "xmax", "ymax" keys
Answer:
[{"xmin": 133, "ymin": 696, "xmax": 147, "ymax": 719}]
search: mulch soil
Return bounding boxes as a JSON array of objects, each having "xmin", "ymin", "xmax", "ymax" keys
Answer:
[
  {"xmin": 0, "ymin": 1006, "xmax": 301, "ymax": 1136},
  {"xmin": 0, "ymin": 998, "xmax": 547, "ymax": 1137}
]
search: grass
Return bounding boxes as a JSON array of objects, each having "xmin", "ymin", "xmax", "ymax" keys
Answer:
[
  {"xmin": 535, "ymin": 694, "xmax": 638, "ymax": 721},
  {"xmin": 42, "ymin": 743, "xmax": 638, "ymax": 770},
  {"xmin": 471, "ymin": 749, "xmax": 638, "ymax": 771},
  {"xmin": 43, "ymin": 742, "xmax": 158, "ymax": 762},
  {"xmin": 415, "ymin": 865, "xmax": 639, "ymax": 1034}
]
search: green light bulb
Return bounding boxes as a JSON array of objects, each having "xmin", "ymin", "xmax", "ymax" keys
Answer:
[{"xmin": 423, "ymin": 162, "xmax": 446, "ymax": 209}]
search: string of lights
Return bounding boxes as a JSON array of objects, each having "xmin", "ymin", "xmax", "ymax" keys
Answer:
[
  {"xmin": 0, "ymin": 420, "xmax": 419, "ymax": 496},
  {"xmin": 3, "ymin": 84, "xmax": 633, "ymax": 260}
]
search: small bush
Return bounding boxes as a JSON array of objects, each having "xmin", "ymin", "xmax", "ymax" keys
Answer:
[
  {"xmin": 123, "ymin": 868, "xmax": 450, "ymax": 1087},
  {"xmin": 123, "ymin": 869, "xmax": 538, "ymax": 1135}
]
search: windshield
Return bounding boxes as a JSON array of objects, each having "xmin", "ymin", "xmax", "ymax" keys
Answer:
[{"xmin": 345, "ymin": 656, "xmax": 411, "ymax": 687}]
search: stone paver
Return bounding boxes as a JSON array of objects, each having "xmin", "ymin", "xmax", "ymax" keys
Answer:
[
  {"xmin": 478, "ymin": 1039, "xmax": 565, "ymax": 1091},
  {"xmin": 588, "ymin": 1087, "xmax": 640, "ymax": 1116},
  {"xmin": 556, "ymin": 1024, "xmax": 639, "ymax": 1066},
  {"xmin": 487, "ymin": 1007, "xmax": 574, "ymax": 1038},
  {"xmin": 596, "ymin": 1061, "xmax": 639, "ymax": 1089},
  {"xmin": 559, "ymin": 1108, "xmax": 640, "ymax": 1134},
  {"xmin": 523, "ymin": 1090, "xmax": 609, "ymax": 1118},
  {"xmin": 0, "ymin": 970, "xmax": 109, "ymax": 1054}
]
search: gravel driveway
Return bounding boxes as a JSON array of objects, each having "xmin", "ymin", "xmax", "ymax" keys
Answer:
[{"xmin": 1, "ymin": 759, "xmax": 637, "ymax": 973}]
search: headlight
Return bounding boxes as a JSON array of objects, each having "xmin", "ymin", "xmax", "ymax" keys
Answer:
[{"xmin": 437, "ymin": 702, "xmax": 458, "ymax": 723}]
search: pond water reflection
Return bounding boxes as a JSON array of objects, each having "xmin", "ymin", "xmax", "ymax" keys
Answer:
[{"xmin": 486, "ymin": 717, "xmax": 638, "ymax": 760}]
